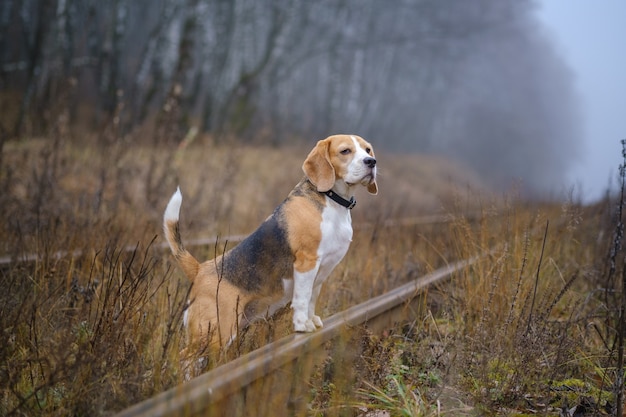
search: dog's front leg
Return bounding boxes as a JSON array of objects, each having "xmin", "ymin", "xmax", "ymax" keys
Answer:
[
  {"xmin": 309, "ymin": 283, "xmax": 324, "ymax": 328},
  {"xmin": 292, "ymin": 269, "xmax": 318, "ymax": 332}
]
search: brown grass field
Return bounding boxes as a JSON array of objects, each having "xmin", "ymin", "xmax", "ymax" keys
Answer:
[{"xmin": 0, "ymin": 130, "xmax": 623, "ymax": 416}]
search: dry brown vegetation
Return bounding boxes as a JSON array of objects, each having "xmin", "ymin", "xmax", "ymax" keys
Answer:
[{"xmin": 0, "ymin": 129, "xmax": 623, "ymax": 416}]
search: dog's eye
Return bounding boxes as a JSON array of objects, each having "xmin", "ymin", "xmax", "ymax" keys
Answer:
[
  {"xmin": 340, "ymin": 149, "xmax": 351, "ymax": 155},
  {"xmin": 365, "ymin": 148, "xmax": 372, "ymax": 154}
]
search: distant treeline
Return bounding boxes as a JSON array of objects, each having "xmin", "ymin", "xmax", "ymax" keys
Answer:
[{"xmin": 0, "ymin": 0, "xmax": 581, "ymax": 194}]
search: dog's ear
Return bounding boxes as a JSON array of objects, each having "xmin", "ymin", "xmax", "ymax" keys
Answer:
[
  {"xmin": 367, "ymin": 179, "xmax": 378, "ymax": 195},
  {"xmin": 303, "ymin": 139, "xmax": 335, "ymax": 192}
]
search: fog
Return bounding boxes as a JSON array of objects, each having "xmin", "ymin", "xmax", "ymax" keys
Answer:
[
  {"xmin": 537, "ymin": 0, "xmax": 626, "ymax": 202},
  {"xmin": 0, "ymin": 0, "xmax": 582, "ymax": 196}
]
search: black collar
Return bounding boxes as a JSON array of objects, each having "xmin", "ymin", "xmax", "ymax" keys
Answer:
[{"xmin": 324, "ymin": 190, "xmax": 356, "ymax": 209}]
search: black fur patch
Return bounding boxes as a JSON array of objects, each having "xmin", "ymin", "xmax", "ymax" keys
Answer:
[
  {"xmin": 217, "ymin": 178, "xmax": 325, "ymax": 293},
  {"xmin": 218, "ymin": 208, "xmax": 293, "ymax": 293}
]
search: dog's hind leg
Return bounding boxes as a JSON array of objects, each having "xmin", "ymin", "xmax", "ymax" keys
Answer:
[{"xmin": 267, "ymin": 278, "xmax": 293, "ymax": 316}]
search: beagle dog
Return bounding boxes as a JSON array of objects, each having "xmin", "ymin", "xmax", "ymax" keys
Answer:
[{"xmin": 163, "ymin": 134, "xmax": 377, "ymax": 361}]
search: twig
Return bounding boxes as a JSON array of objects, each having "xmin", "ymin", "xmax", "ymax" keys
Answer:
[
  {"xmin": 506, "ymin": 233, "xmax": 529, "ymax": 329},
  {"xmin": 214, "ymin": 237, "xmax": 229, "ymax": 349},
  {"xmin": 614, "ymin": 139, "xmax": 626, "ymax": 417},
  {"xmin": 526, "ymin": 220, "xmax": 549, "ymax": 335}
]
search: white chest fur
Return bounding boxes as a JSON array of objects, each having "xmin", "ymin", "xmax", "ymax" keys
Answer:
[{"xmin": 317, "ymin": 201, "xmax": 353, "ymax": 278}]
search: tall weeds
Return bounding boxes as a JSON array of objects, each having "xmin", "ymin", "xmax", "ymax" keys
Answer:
[{"xmin": 0, "ymin": 239, "xmax": 188, "ymax": 415}]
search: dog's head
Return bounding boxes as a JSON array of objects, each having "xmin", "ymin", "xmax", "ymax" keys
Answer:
[{"xmin": 303, "ymin": 134, "xmax": 378, "ymax": 195}]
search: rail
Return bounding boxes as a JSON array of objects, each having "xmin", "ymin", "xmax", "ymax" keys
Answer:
[{"xmin": 0, "ymin": 211, "xmax": 476, "ymax": 266}]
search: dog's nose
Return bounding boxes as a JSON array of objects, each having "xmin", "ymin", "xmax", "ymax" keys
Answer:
[{"xmin": 364, "ymin": 157, "xmax": 376, "ymax": 168}]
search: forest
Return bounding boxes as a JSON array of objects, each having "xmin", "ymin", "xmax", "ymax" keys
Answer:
[{"xmin": 1, "ymin": 0, "xmax": 581, "ymax": 195}]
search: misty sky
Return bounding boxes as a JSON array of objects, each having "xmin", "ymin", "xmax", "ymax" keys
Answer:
[{"xmin": 536, "ymin": 0, "xmax": 626, "ymax": 202}]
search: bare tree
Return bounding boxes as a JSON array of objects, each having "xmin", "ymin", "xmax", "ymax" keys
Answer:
[
  {"xmin": 0, "ymin": 0, "xmax": 582, "ymax": 195},
  {"xmin": 12, "ymin": 0, "xmax": 56, "ymax": 136}
]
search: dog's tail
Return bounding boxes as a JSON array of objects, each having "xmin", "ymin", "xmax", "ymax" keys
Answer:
[{"xmin": 163, "ymin": 187, "xmax": 200, "ymax": 281}]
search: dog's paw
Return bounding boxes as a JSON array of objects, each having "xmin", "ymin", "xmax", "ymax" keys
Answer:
[
  {"xmin": 304, "ymin": 319, "xmax": 317, "ymax": 332},
  {"xmin": 294, "ymin": 314, "xmax": 317, "ymax": 332},
  {"xmin": 311, "ymin": 315, "xmax": 323, "ymax": 328},
  {"xmin": 294, "ymin": 313, "xmax": 311, "ymax": 332}
]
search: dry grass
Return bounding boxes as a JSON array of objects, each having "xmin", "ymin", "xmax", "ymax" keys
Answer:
[
  {"xmin": 301, "ymin": 198, "xmax": 616, "ymax": 417},
  {"xmin": 0, "ymin": 129, "xmax": 621, "ymax": 416}
]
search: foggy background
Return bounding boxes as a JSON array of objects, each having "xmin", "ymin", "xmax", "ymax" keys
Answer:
[
  {"xmin": 0, "ymin": 0, "xmax": 585, "ymax": 197},
  {"xmin": 537, "ymin": 0, "xmax": 626, "ymax": 202}
]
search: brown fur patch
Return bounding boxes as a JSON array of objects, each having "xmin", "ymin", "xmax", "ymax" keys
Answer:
[
  {"xmin": 302, "ymin": 140, "xmax": 335, "ymax": 192},
  {"xmin": 164, "ymin": 219, "xmax": 199, "ymax": 280},
  {"xmin": 186, "ymin": 260, "xmax": 254, "ymax": 352},
  {"xmin": 283, "ymin": 180, "xmax": 325, "ymax": 273}
]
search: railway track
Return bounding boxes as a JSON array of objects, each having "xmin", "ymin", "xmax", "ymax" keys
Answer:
[
  {"xmin": 113, "ymin": 255, "xmax": 483, "ymax": 417},
  {"xmin": 0, "ymin": 211, "xmax": 478, "ymax": 266}
]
